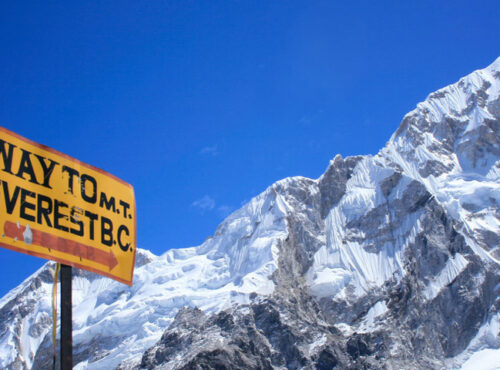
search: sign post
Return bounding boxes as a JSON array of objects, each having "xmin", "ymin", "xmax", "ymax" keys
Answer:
[
  {"xmin": 60, "ymin": 264, "xmax": 72, "ymax": 370},
  {"xmin": 0, "ymin": 127, "xmax": 136, "ymax": 367}
]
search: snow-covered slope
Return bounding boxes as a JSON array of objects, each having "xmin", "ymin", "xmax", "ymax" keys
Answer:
[{"xmin": 1, "ymin": 57, "xmax": 499, "ymax": 369}]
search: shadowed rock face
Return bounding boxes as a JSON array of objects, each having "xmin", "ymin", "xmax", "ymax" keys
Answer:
[
  {"xmin": 318, "ymin": 155, "xmax": 363, "ymax": 218},
  {"xmin": 133, "ymin": 302, "xmax": 386, "ymax": 370},
  {"xmin": 2, "ymin": 60, "xmax": 500, "ymax": 370}
]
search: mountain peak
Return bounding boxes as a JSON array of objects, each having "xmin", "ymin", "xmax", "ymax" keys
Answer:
[{"xmin": 384, "ymin": 57, "xmax": 500, "ymax": 183}]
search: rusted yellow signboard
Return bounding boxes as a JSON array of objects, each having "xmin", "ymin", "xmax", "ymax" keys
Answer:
[{"xmin": 0, "ymin": 127, "xmax": 136, "ymax": 285}]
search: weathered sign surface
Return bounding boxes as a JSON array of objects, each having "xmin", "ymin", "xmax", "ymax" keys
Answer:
[{"xmin": 0, "ymin": 127, "xmax": 136, "ymax": 285}]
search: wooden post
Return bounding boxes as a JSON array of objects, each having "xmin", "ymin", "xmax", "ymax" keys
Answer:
[{"xmin": 60, "ymin": 264, "xmax": 73, "ymax": 370}]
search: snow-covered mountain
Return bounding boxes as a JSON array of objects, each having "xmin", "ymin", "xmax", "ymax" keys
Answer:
[{"xmin": 1, "ymin": 57, "xmax": 499, "ymax": 369}]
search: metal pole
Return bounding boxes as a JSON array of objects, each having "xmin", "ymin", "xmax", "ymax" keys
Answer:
[{"xmin": 60, "ymin": 264, "xmax": 73, "ymax": 370}]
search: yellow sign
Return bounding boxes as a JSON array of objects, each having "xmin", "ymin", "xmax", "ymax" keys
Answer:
[{"xmin": 0, "ymin": 127, "xmax": 136, "ymax": 285}]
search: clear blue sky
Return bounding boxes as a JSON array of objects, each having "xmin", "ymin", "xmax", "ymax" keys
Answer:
[{"xmin": 0, "ymin": 1, "xmax": 499, "ymax": 297}]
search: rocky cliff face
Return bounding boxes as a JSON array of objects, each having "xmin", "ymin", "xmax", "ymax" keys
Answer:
[{"xmin": 1, "ymin": 58, "xmax": 499, "ymax": 370}]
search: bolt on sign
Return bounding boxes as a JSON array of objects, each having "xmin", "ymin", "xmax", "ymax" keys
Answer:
[{"xmin": 0, "ymin": 127, "xmax": 136, "ymax": 285}]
